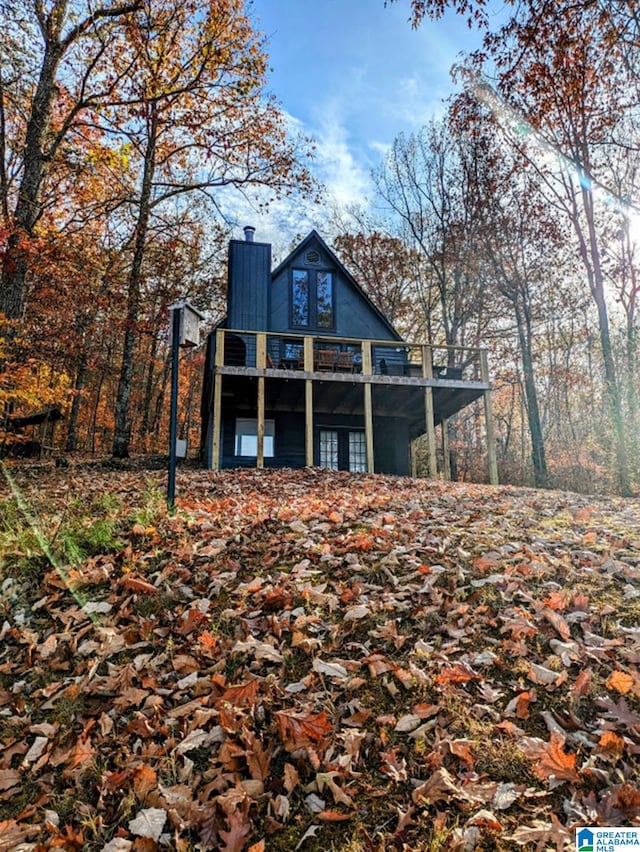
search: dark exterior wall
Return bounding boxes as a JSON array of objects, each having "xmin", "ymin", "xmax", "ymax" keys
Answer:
[
  {"xmin": 227, "ymin": 239, "xmax": 271, "ymax": 331},
  {"xmin": 269, "ymin": 238, "xmax": 398, "ymax": 341},
  {"xmin": 373, "ymin": 417, "xmax": 411, "ymax": 476},
  {"xmin": 219, "ymin": 403, "xmax": 410, "ymax": 475},
  {"xmin": 221, "ymin": 411, "xmax": 306, "ymax": 469}
]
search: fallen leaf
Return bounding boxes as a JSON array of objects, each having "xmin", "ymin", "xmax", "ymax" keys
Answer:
[
  {"xmin": 128, "ymin": 807, "xmax": 167, "ymax": 841},
  {"xmin": 607, "ymin": 671, "xmax": 634, "ymax": 694}
]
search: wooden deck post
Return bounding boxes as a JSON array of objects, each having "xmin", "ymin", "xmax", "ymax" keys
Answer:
[
  {"xmin": 421, "ymin": 345, "xmax": 438, "ymax": 478},
  {"xmin": 361, "ymin": 341, "xmax": 374, "ymax": 472},
  {"xmin": 256, "ymin": 377, "xmax": 265, "ymax": 468},
  {"xmin": 305, "ymin": 380, "xmax": 313, "ymax": 466},
  {"xmin": 480, "ymin": 350, "xmax": 499, "ymax": 485},
  {"xmin": 364, "ymin": 384, "xmax": 374, "ymax": 473},
  {"xmin": 442, "ymin": 417, "xmax": 451, "ymax": 481},
  {"xmin": 256, "ymin": 334, "xmax": 266, "ymax": 468},
  {"xmin": 211, "ymin": 329, "xmax": 225, "ymax": 470},
  {"xmin": 304, "ymin": 336, "xmax": 314, "ymax": 466}
]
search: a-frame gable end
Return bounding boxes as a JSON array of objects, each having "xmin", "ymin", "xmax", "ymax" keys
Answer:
[{"xmin": 270, "ymin": 230, "xmax": 402, "ymax": 341}]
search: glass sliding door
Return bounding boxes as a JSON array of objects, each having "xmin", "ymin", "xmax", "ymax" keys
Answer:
[
  {"xmin": 348, "ymin": 431, "xmax": 367, "ymax": 472},
  {"xmin": 319, "ymin": 429, "xmax": 339, "ymax": 470}
]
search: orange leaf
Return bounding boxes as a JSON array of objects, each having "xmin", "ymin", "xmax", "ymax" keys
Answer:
[
  {"xmin": 435, "ymin": 662, "xmax": 478, "ymax": 684},
  {"xmin": 598, "ymin": 731, "xmax": 624, "ymax": 753},
  {"xmin": 607, "ymin": 671, "xmax": 634, "ymax": 694},
  {"xmin": 197, "ymin": 630, "xmax": 218, "ymax": 652},
  {"xmin": 119, "ymin": 576, "xmax": 156, "ymax": 594},
  {"xmin": 276, "ymin": 709, "xmax": 333, "ymax": 751},
  {"xmin": 133, "ymin": 764, "xmax": 157, "ymax": 798},
  {"xmin": 219, "ymin": 680, "xmax": 260, "ymax": 708},
  {"xmin": 317, "ymin": 810, "xmax": 353, "ymax": 821},
  {"xmin": 529, "ymin": 733, "xmax": 581, "ymax": 784}
]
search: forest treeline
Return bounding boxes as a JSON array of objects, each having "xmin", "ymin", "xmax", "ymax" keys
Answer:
[{"xmin": 2, "ymin": 0, "xmax": 639, "ymax": 496}]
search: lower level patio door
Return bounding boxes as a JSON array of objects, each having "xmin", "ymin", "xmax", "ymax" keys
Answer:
[{"xmin": 318, "ymin": 429, "xmax": 367, "ymax": 472}]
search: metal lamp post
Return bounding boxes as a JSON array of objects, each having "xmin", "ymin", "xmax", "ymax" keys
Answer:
[{"xmin": 167, "ymin": 300, "xmax": 204, "ymax": 511}]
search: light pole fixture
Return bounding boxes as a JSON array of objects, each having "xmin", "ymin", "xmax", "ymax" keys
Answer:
[{"xmin": 167, "ymin": 300, "xmax": 205, "ymax": 511}]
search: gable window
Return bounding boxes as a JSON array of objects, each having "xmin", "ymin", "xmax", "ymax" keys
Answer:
[
  {"xmin": 235, "ymin": 418, "xmax": 275, "ymax": 457},
  {"xmin": 291, "ymin": 268, "xmax": 334, "ymax": 329},
  {"xmin": 292, "ymin": 270, "xmax": 309, "ymax": 327}
]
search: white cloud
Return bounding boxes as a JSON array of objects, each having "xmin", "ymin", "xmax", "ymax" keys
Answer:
[{"xmin": 312, "ymin": 106, "xmax": 372, "ymax": 208}]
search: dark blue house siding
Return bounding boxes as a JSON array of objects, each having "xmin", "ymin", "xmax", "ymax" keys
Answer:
[
  {"xmin": 373, "ymin": 417, "xmax": 411, "ymax": 476},
  {"xmin": 227, "ymin": 239, "xmax": 271, "ymax": 331},
  {"xmin": 219, "ymin": 407, "xmax": 410, "ymax": 474},
  {"xmin": 221, "ymin": 411, "xmax": 306, "ymax": 469},
  {"xmin": 269, "ymin": 238, "xmax": 400, "ymax": 341}
]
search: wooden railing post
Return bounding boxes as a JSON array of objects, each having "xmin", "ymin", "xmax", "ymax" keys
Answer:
[
  {"xmin": 304, "ymin": 335, "xmax": 314, "ymax": 372},
  {"xmin": 361, "ymin": 340, "xmax": 372, "ymax": 375},
  {"xmin": 480, "ymin": 350, "xmax": 499, "ymax": 485},
  {"xmin": 256, "ymin": 332, "xmax": 266, "ymax": 369}
]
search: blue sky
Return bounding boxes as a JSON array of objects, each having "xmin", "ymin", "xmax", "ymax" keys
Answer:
[{"xmin": 227, "ymin": 0, "xmax": 488, "ymax": 247}]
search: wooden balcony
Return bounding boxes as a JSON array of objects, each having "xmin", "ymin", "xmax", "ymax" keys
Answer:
[
  {"xmin": 213, "ymin": 329, "xmax": 490, "ymax": 385},
  {"xmin": 206, "ymin": 329, "xmax": 497, "ymax": 482}
]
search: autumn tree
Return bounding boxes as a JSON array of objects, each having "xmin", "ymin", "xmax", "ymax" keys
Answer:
[
  {"xmin": 106, "ymin": 0, "xmax": 314, "ymax": 457},
  {"xmin": 389, "ymin": 0, "xmax": 640, "ymax": 496},
  {"xmin": 0, "ymin": 0, "xmax": 142, "ymax": 324},
  {"xmin": 372, "ymin": 118, "xmax": 491, "ymax": 352}
]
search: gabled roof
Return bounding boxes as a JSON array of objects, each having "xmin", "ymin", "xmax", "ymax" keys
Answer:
[{"xmin": 271, "ymin": 230, "xmax": 403, "ymax": 341}]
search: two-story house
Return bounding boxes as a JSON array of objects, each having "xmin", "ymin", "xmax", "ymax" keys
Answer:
[{"xmin": 200, "ymin": 227, "xmax": 498, "ymax": 481}]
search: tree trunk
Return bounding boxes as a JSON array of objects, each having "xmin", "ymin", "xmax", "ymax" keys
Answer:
[
  {"xmin": 112, "ymin": 106, "xmax": 158, "ymax": 458},
  {"xmin": 580, "ymin": 187, "xmax": 631, "ymax": 496},
  {"xmin": 514, "ymin": 299, "xmax": 548, "ymax": 488},
  {"xmin": 1, "ymin": 39, "xmax": 63, "ymax": 320},
  {"xmin": 138, "ymin": 328, "xmax": 159, "ymax": 444},
  {"xmin": 65, "ymin": 352, "xmax": 88, "ymax": 451}
]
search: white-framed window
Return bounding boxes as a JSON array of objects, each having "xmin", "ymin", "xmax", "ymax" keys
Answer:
[{"xmin": 234, "ymin": 418, "xmax": 275, "ymax": 457}]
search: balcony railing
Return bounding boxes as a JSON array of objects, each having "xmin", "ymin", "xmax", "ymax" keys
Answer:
[{"xmin": 214, "ymin": 329, "xmax": 489, "ymax": 384}]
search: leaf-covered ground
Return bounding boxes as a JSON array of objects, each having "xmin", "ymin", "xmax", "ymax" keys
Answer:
[{"xmin": 1, "ymin": 464, "xmax": 640, "ymax": 851}]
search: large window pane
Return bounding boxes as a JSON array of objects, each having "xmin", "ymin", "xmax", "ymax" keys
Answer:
[
  {"xmin": 316, "ymin": 271, "xmax": 334, "ymax": 328},
  {"xmin": 235, "ymin": 418, "xmax": 275, "ymax": 457},
  {"xmin": 292, "ymin": 269, "xmax": 309, "ymax": 326}
]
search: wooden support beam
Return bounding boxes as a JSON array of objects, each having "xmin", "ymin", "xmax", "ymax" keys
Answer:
[
  {"xmin": 211, "ymin": 373, "xmax": 222, "ymax": 470},
  {"xmin": 364, "ymin": 383, "xmax": 374, "ymax": 473},
  {"xmin": 424, "ymin": 386, "xmax": 438, "ymax": 478},
  {"xmin": 256, "ymin": 376, "xmax": 265, "ymax": 469},
  {"xmin": 305, "ymin": 379, "xmax": 314, "ymax": 466},
  {"xmin": 480, "ymin": 350, "xmax": 499, "ymax": 485},
  {"xmin": 210, "ymin": 329, "xmax": 225, "ymax": 471},
  {"xmin": 442, "ymin": 417, "xmax": 451, "ymax": 481}
]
